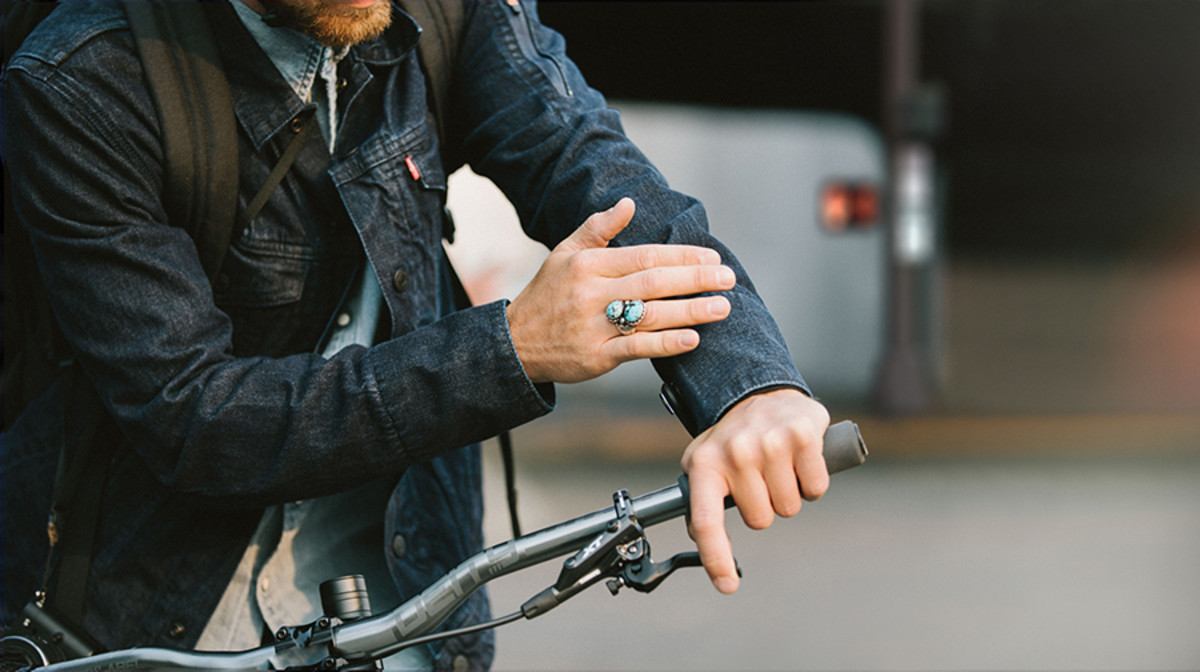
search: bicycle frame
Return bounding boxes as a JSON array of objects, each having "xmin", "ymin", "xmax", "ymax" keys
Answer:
[{"xmin": 25, "ymin": 421, "xmax": 867, "ymax": 671}]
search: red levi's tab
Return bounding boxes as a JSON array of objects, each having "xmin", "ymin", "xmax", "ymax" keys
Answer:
[{"xmin": 405, "ymin": 155, "xmax": 421, "ymax": 181}]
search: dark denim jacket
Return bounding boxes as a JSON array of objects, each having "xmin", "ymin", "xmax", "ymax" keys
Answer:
[{"xmin": 1, "ymin": 1, "xmax": 808, "ymax": 668}]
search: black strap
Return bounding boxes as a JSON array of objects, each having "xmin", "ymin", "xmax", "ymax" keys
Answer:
[
  {"xmin": 240, "ymin": 113, "xmax": 317, "ymax": 229},
  {"xmin": 396, "ymin": 0, "xmax": 466, "ymax": 171},
  {"xmin": 48, "ymin": 364, "xmax": 116, "ymax": 623},
  {"xmin": 126, "ymin": 1, "xmax": 238, "ymax": 282},
  {"xmin": 41, "ymin": 1, "xmax": 238, "ymax": 622},
  {"xmin": 498, "ymin": 432, "xmax": 521, "ymax": 538}
]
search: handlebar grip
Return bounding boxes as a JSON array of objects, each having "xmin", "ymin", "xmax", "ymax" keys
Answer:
[
  {"xmin": 823, "ymin": 420, "xmax": 869, "ymax": 475},
  {"xmin": 677, "ymin": 419, "xmax": 867, "ymax": 512}
]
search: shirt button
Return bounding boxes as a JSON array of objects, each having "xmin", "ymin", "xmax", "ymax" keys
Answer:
[
  {"xmin": 392, "ymin": 269, "xmax": 409, "ymax": 293},
  {"xmin": 260, "ymin": 577, "xmax": 270, "ymax": 593},
  {"xmin": 391, "ymin": 533, "xmax": 407, "ymax": 559},
  {"xmin": 452, "ymin": 654, "xmax": 470, "ymax": 672},
  {"xmin": 167, "ymin": 621, "xmax": 187, "ymax": 639},
  {"xmin": 336, "ymin": 312, "xmax": 352, "ymax": 328}
]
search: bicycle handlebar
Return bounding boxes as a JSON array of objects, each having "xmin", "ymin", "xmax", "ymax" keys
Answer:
[{"xmin": 34, "ymin": 421, "xmax": 867, "ymax": 671}]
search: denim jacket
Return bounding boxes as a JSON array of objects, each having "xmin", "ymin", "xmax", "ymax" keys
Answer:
[{"xmin": 1, "ymin": 2, "xmax": 808, "ymax": 668}]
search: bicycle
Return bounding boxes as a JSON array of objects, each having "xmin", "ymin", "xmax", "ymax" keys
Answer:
[{"xmin": 3, "ymin": 421, "xmax": 867, "ymax": 671}]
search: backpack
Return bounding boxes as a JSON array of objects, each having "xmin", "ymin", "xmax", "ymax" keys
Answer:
[{"xmin": 2, "ymin": 0, "xmax": 466, "ymax": 630}]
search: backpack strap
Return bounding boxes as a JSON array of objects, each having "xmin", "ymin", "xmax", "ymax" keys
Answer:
[
  {"xmin": 396, "ymin": 0, "xmax": 466, "ymax": 172},
  {"xmin": 125, "ymin": 1, "xmax": 238, "ymax": 282},
  {"xmin": 37, "ymin": 1, "xmax": 239, "ymax": 624}
]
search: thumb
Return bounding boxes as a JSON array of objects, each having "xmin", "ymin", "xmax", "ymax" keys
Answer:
[{"xmin": 557, "ymin": 198, "xmax": 636, "ymax": 252}]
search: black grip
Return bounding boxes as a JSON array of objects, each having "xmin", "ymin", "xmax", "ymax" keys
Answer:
[{"xmin": 677, "ymin": 419, "xmax": 867, "ymax": 512}]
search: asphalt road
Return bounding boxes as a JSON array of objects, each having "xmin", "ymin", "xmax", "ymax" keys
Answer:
[{"xmin": 479, "ymin": 441, "xmax": 1200, "ymax": 671}]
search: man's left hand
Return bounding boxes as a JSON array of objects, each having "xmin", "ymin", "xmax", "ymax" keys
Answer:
[{"xmin": 679, "ymin": 388, "xmax": 831, "ymax": 594}]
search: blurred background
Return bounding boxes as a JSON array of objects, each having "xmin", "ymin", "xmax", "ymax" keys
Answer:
[{"xmin": 443, "ymin": 1, "xmax": 1200, "ymax": 669}]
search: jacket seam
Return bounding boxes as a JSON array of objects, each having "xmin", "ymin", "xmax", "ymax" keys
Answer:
[
  {"xmin": 11, "ymin": 67, "xmax": 160, "ymax": 190},
  {"xmin": 362, "ymin": 356, "xmax": 406, "ymax": 456}
]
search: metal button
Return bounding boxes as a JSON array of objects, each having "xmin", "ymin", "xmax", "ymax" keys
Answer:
[
  {"xmin": 167, "ymin": 621, "xmax": 186, "ymax": 639},
  {"xmin": 392, "ymin": 268, "xmax": 409, "ymax": 293},
  {"xmin": 289, "ymin": 115, "xmax": 305, "ymax": 133},
  {"xmin": 391, "ymin": 533, "xmax": 407, "ymax": 559}
]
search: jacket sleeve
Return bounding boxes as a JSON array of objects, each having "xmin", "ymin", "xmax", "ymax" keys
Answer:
[
  {"xmin": 1, "ymin": 25, "xmax": 552, "ymax": 508},
  {"xmin": 449, "ymin": 0, "xmax": 812, "ymax": 435}
]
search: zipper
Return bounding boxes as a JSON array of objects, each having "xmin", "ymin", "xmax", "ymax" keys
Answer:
[{"xmin": 506, "ymin": 0, "xmax": 573, "ymax": 98}]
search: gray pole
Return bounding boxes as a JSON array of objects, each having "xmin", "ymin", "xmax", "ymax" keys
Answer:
[{"xmin": 875, "ymin": 0, "xmax": 938, "ymax": 413}]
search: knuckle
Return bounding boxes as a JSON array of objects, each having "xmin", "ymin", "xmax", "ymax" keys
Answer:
[
  {"xmin": 702, "ymin": 264, "xmax": 730, "ymax": 288},
  {"xmin": 805, "ymin": 475, "xmax": 831, "ymax": 501},
  {"xmin": 725, "ymin": 435, "xmax": 758, "ymax": 471},
  {"xmin": 567, "ymin": 250, "xmax": 600, "ymax": 276},
  {"xmin": 775, "ymin": 493, "xmax": 802, "ymax": 518},
  {"xmin": 688, "ymin": 506, "xmax": 724, "ymax": 533},
  {"xmin": 635, "ymin": 246, "xmax": 657, "ymax": 271},
  {"xmin": 683, "ymin": 444, "xmax": 724, "ymax": 476},
  {"xmin": 637, "ymin": 268, "xmax": 662, "ymax": 296},
  {"xmin": 760, "ymin": 430, "xmax": 792, "ymax": 462},
  {"xmin": 626, "ymin": 339, "xmax": 653, "ymax": 362},
  {"xmin": 741, "ymin": 506, "xmax": 774, "ymax": 530},
  {"xmin": 693, "ymin": 246, "xmax": 720, "ymax": 265}
]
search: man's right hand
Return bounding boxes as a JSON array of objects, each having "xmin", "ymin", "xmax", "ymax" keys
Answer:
[{"xmin": 506, "ymin": 198, "xmax": 734, "ymax": 384}]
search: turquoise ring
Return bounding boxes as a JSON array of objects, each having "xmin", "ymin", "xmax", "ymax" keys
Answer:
[{"xmin": 605, "ymin": 299, "xmax": 646, "ymax": 335}]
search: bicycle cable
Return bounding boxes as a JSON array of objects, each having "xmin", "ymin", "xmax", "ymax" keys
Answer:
[{"xmin": 364, "ymin": 610, "xmax": 524, "ymax": 661}]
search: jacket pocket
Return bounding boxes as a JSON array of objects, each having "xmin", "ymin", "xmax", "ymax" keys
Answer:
[{"xmin": 214, "ymin": 239, "xmax": 309, "ymax": 308}]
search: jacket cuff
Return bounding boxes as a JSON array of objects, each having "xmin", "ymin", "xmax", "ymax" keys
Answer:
[{"xmin": 364, "ymin": 300, "xmax": 554, "ymax": 461}]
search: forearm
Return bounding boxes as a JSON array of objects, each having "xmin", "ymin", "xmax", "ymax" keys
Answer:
[{"xmin": 451, "ymin": 0, "xmax": 809, "ymax": 432}]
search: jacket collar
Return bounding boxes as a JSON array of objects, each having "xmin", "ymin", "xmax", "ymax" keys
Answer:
[{"xmin": 209, "ymin": 2, "xmax": 421, "ymax": 152}]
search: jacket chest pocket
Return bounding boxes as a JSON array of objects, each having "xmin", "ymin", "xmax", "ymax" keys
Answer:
[
  {"xmin": 214, "ymin": 237, "xmax": 361, "ymax": 357},
  {"xmin": 334, "ymin": 123, "xmax": 448, "ymax": 240},
  {"xmin": 332, "ymin": 124, "xmax": 448, "ymax": 335}
]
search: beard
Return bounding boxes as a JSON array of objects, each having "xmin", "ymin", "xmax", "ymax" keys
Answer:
[{"xmin": 259, "ymin": 1, "xmax": 394, "ymax": 49}]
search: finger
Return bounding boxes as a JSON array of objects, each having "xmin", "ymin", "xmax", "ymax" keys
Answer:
[
  {"xmin": 726, "ymin": 460, "xmax": 775, "ymax": 531},
  {"xmin": 762, "ymin": 432, "xmax": 804, "ymax": 518},
  {"xmin": 613, "ymin": 264, "xmax": 737, "ymax": 302},
  {"xmin": 593, "ymin": 243, "xmax": 723, "ymax": 277},
  {"xmin": 796, "ymin": 434, "xmax": 831, "ymax": 502},
  {"xmin": 686, "ymin": 468, "xmax": 740, "ymax": 594},
  {"xmin": 604, "ymin": 328, "xmax": 701, "ymax": 361},
  {"xmin": 633, "ymin": 296, "xmax": 730, "ymax": 333},
  {"xmin": 557, "ymin": 198, "xmax": 636, "ymax": 252}
]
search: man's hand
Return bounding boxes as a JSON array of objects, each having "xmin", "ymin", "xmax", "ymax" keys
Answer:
[
  {"xmin": 680, "ymin": 388, "xmax": 831, "ymax": 594},
  {"xmin": 507, "ymin": 198, "xmax": 735, "ymax": 384}
]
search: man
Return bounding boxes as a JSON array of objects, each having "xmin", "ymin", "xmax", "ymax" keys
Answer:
[{"xmin": 1, "ymin": 1, "xmax": 830, "ymax": 668}]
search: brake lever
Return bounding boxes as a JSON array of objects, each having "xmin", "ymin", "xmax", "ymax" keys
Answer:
[{"xmin": 609, "ymin": 550, "xmax": 703, "ymax": 595}]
